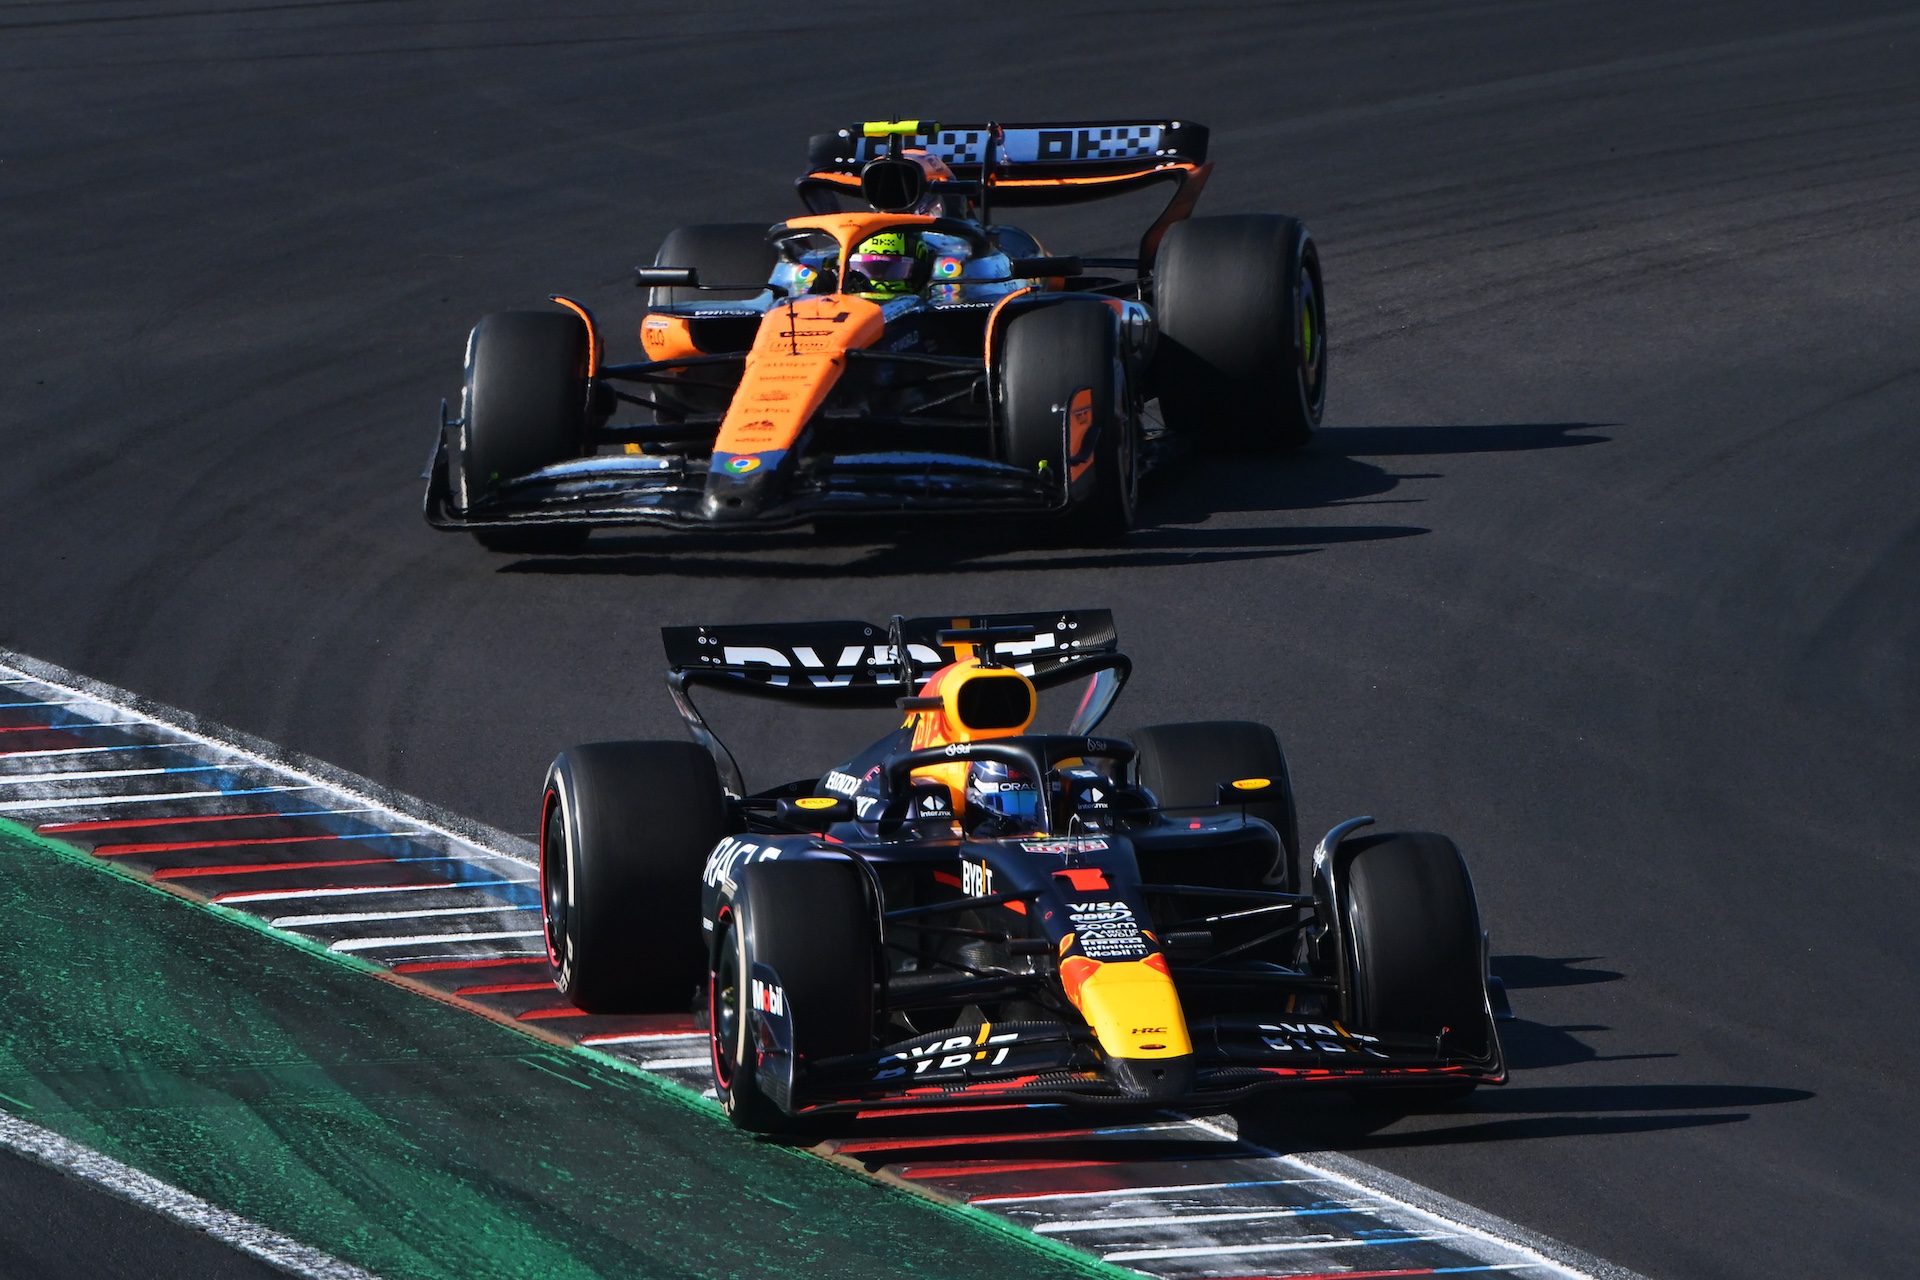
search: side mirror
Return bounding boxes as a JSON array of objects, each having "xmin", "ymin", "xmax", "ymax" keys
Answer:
[
  {"xmin": 1009, "ymin": 256, "xmax": 1084, "ymax": 278},
  {"xmin": 635, "ymin": 266, "xmax": 699, "ymax": 289},
  {"xmin": 1218, "ymin": 777, "xmax": 1279, "ymax": 804}
]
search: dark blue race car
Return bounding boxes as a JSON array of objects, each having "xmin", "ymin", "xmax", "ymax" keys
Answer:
[{"xmin": 537, "ymin": 609, "xmax": 1507, "ymax": 1130}]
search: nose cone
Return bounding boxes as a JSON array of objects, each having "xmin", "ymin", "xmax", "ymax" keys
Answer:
[
  {"xmin": 702, "ymin": 456, "xmax": 776, "ymax": 521},
  {"xmin": 1108, "ymin": 1054, "xmax": 1195, "ymax": 1100},
  {"xmin": 1061, "ymin": 954, "xmax": 1195, "ymax": 1100}
]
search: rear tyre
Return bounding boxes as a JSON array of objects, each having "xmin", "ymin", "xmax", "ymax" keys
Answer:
[
  {"xmin": 997, "ymin": 299, "xmax": 1136, "ymax": 544},
  {"xmin": 1132, "ymin": 720, "xmax": 1300, "ymax": 890},
  {"xmin": 711, "ymin": 858, "xmax": 877, "ymax": 1132},
  {"xmin": 541, "ymin": 741, "xmax": 726, "ymax": 1014},
  {"xmin": 1155, "ymin": 214, "xmax": 1326, "ymax": 450},
  {"xmin": 455, "ymin": 311, "xmax": 589, "ymax": 512},
  {"xmin": 1341, "ymin": 831, "xmax": 1489, "ymax": 1102},
  {"xmin": 649, "ymin": 223, "xmax": 778, "ymax": 307}
]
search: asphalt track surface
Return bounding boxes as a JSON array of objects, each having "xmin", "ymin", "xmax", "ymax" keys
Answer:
[{"xmin": 1, "ymin": 2, "xmax": 1916, "ymax": 1277}]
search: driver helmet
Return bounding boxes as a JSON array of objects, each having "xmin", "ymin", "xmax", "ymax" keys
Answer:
[
  {"xmin": 846, "ymin": 230, "xmax": 929, "ymax": 299},
  {"xmin": 964, "ymin": 758, "xmax": 1040, "ymax": 835}
]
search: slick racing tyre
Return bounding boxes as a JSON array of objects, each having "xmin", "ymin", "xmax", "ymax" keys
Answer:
[
  {"xmin": 648, "ymin": 223, "xmax": 780, "ymax": 307},
  {"xmin": 1340, "ymin": 831, "xmax": 1489, "ymax": 1104},
  {"xmin": 541, "ymin": 741, "xmax": 726, "ymax": 1014},
  {"xmin": 456, "ymin": 309, "xmax": 592, "ymax": 553},
  {"xmin": 1132, "ymin": 720, "xmax": 1301, "ymax": 891},
  {"xmin": 997, "ymin": 298, "xmax": 1137, "ymax": 544},
  {"xmin": 710, "ymin": 858, "xmax": 876, "ymax": 1133},
  {"xmin": 1155, "ymin": 214, "xmax": 1326, "ymax": 450}
]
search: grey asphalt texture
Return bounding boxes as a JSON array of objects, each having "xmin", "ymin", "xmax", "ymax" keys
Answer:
[{"xmin": 2, "ymin": 3, "xmax": 1917, "ymax": 1278}]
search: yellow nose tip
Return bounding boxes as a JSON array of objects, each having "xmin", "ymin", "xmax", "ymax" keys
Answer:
[{"xmin": 1072, "ymin": 960, "xmax": 1192, "ymax": 1060}]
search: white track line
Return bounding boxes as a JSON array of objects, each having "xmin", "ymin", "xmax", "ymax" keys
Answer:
[
  {"xmin": 972, "ymin": 1177, "xmax": 1324, "ymax": 1205},
  {"xmin": 1104, "ymin": 1233, "xmax": 1454, "ymax": 1262},
  {"xmin": 0, "ymin": 785, "xmax": 314, "ymax": 813},
  {"xmin": 330, "ymin": 930, "xmax": 545, "ymax": 953},
  {"xmin": 1035, "ymin": 1206, "xmax": 1358, "ymax": 1233},
  {"xmin": 0, "ymin": 745, "xmax": 158, "ymax": 760},
  {"xmin": 0, "ymin": 1110, "xmax": 382, "ymax": 1280},
  {"xmin": 272, "ymin": 904, "xmax": 530, "ymax": 928},
  {"xmin": 0, "ymin": 765, "xmax": 221, "ymax": 786},
  {"xmin": 579, "ymin": 1032, "xmax": 705, "ymax": 1046},
  {"xmin": 217, "ymin": 881, "xmax": 512, "ymax": 904},
  {"xmin": 1283, "ymin": 1150, "xmax": 1649, "ymax": 1280}
]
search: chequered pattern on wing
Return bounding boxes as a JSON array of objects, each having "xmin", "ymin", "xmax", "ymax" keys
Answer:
[{"xmin": 852, "ymin": 125, "xmax": 1165, "ymax": 166}]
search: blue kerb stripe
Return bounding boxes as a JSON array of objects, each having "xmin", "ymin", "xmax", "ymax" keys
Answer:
[
  {"xmin": 373, "ymin": 856, "xmax": 541, "ymax": 907},
  {"xmin": 5, "ymin": 698, "xmax": 539, "ymax": 906}
]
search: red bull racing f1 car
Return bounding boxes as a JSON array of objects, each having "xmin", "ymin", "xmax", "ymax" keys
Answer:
[
  {"xmin": 538, "ymin": 610, "xmax": 1507, "ymax": 1130},
  {"xmin": 424, "ymin": 119, "xmax": 1327, "ymax": 551}
]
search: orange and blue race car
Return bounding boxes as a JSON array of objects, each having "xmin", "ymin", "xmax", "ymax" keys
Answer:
[
  {"xmin": 537, "ymin": 610, "xmax": 1508, "ymax": 1130},
  {"xmin": 423, "ymin": 120, "xmax": 1328, "ymax": 551}
]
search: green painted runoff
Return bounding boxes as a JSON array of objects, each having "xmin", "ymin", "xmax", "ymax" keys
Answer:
[{"xmin": 0, "ymin": 820, "xmax": 1119, "ymax": 1280}]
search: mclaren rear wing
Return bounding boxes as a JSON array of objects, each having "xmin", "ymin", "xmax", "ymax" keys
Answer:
[
  {"xmin": 661, "ymin": 610, "xmax": 1129, "ymax": 794},
  {"xmin": 798, "ymin": 119, "xmax": 1214, "ymax": 266}
]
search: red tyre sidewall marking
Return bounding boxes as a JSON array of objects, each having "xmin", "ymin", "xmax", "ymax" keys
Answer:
[
  {"xmin": 538, "ymin": 786, "xmax": 562, "ymax": 969},
  {"xmin": 709, "ymin": 905, "xmax": 733, "ymax": 1092}
]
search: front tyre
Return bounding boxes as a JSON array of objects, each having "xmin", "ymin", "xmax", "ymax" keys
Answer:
[
  {"xmin": 541, "ymin": 741, "xmax": 725, "ymax": 1014},
  {"xmin": 453, "ymin": 310, "xmax": 589, "ymax": 512},
  {"xmin": 996, "ymin": 299, "xmax": 1137, "ymax": 544},
  {"xmin": 711, "ymin": 858, "xmax": 876, "ymax": 1132},
  {"xmin": 1155, "ymin": 214, "xmax": 1326, "ymax": 450},
  {"xmin": 1340, "ymin": 831, "xmax": 1491, "ymax": 1104}
]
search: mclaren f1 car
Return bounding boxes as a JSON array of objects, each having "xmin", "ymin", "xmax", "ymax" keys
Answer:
[
  {"xmin": 424, "ymin": 119, "xmax": 1327, "ymax": 552},
  {"xmin": 537, "ymin": 610, "xmax": 1506, "ymax": 1130}
]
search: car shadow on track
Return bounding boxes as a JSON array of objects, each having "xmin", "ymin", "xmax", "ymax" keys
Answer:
[
  {"xmin": 1147, "ymin": 420, "xmax": 1611, "ymax": 524},
  {"xmin": 491, "ymin": 421, "xmax": 1608, "ymax": 579},
  {"xmin": 1229, "ymin": 1080, "xmax": 1813, "ymax": 1156},
  {"xmin": 496, "ymin": 521, "xmax": 1422, "ymax": 579},
  {"xmin": 1488, "ymin": 954, "xmax": 1664, "ymax": 1071},
  {"xmin": 1493, "ymin": 953, "xmax": 1625, "ymax": 989},
  {"xmin": 804, "ymin": 1080, "xmax": 1811, "ymax": 1169}
]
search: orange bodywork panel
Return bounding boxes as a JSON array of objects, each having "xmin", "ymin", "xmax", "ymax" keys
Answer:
[
  {"xmin": 785, "ymin": 210, "xmax": 938, "ymax": 250},
  {"xmin": 713, "ymin": 294, "xmax": 885, "ymax": 458},
  {"xmin": 902, "ymin": 656, "xmax": 1038, "ymax": 810},
  {"xmin": 550, "ymin": 295, "xmax": 601, "ymax": 374},
  {"xmin": 1067, "ymin": 386, "xmax": 1096, "ymax": 482},
  {"xmin": 639, "ymin": 314, "xmax": 702, "ymax": 363}
]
